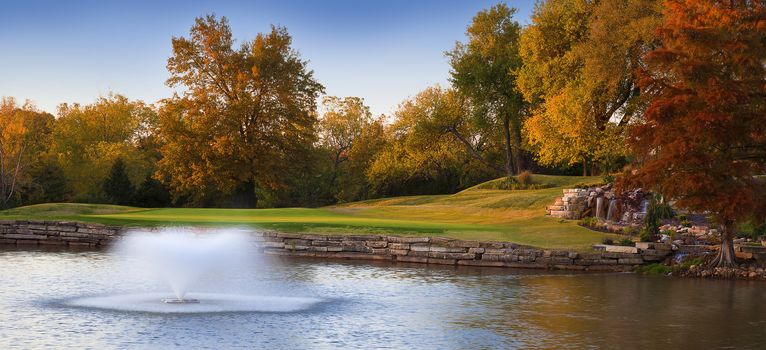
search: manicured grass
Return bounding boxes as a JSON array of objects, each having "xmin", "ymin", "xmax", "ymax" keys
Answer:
[{"xmin": 0, "ymin": 175, "xmax": 622, "ymax": 250}]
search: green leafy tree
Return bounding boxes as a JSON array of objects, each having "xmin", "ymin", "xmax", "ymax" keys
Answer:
[
  {"xmin": 158, "ymin": 15, "xmax": 324, "ymax": 207},
  {"xmin": 318, "ymin": 96, "xmax": 372, "ymax": 200},
  {"xmin": 103, "ymin": 158, "xmax": 134, "ymax": 205},
  {"xmin": 51, "ymin": 94, "xmax": 158, "ymax": 201},
  {"xmin": 447, "ymin": 3, "xmax": 526, "ymax": 175}
]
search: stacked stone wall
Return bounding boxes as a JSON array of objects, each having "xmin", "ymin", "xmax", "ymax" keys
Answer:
[{"xmin": 0, "ymin": 220, "xmax": 672, "ymax": 271}]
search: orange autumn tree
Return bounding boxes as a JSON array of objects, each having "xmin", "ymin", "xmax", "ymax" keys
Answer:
[{"xmin": 621, "ymin": 0, "xmax": 766, "ymax": 267}]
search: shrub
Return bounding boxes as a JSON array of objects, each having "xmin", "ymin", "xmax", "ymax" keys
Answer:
[
  {"xmin": 680, "ymin": 219, "xmax": 692, "ymax": 227},
  {"xmin": 602, "ymin": 173, "xmax": 615, "ymax": 184},
  {"xmin": 580, "ymin": 216, "xmax": 599, "ymax": 228},
  {"xmin": 602, "ymin": 237, "xmax": 614, "ymax": 245},
  {"xmin": 622, "ymin": 226, "xmax": 639, "ymax": 236},
  {"xmin": 639, "ymin": 227, "xmax": 655, "ymax": 242},
  {"xmin": 517, "ymin": 171, "xmax": 532, "ymax": 186},
  {"xmin": 618, "ymin": 238, "xmax": 635, "ymax": 247}
]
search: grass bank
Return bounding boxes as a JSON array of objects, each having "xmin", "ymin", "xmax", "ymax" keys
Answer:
[{"xmin": 0, "ymin": 174, "xmax": 620, "ymax": 250}]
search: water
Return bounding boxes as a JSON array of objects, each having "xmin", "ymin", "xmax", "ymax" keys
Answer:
[{"xmin": 1, "ymin": 247, "xmax": 765, "ymax": 349}]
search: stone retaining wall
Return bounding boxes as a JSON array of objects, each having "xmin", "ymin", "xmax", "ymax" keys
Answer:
[
  {"xmin": 253, "ymin": 232, "xmax": 672, "ymax": 272},
  {"xmin": 0, "ymin": 220, "xmax": 120, "ymax": 247},
  {"xmin": 0, "ymin": 220, "xmax": 672, "ymax": 271}
]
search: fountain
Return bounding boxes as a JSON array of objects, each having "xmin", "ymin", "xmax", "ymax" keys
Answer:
[{"xmin": 65, "ymin": 228, "xmax": 323, "ymax": 313}]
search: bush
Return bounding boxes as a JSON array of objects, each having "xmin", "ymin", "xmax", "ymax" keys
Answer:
[
  {"xmin": 639, "ymin": 227, "xmax": 655, "ymax": 242},
  {"xmin": 622, "ymin": 226, "xmax": 639, "ymax": 236},
  {"xmin": 517, "ymin": 171, "xmax": 532, "ymax": 186},
  {"xmin": 602, "ymin": 237, "xmax": 614, "ymax": 245},
  {"xmin": 602, "ymin": 173, "xmax": 615, "ymax": 184},
  {"xmin": 580, "ymin": 216, "xmax": 599, "ymax": 228},
  {"xmin": 618, "ymin": 238, "xmax": 635, "ymax": 247},
  {"xmin": 680, "ymin": 219, "xmax": 692, "ymax": 227}
]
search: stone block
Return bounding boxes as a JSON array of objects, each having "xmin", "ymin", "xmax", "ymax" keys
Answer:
[
  {"xmin": 0, "ymin": 238, "xmax": 16, "ymax": 244},
  {"xmin": 410, "ymin": 244, "xmax": 430, "ymax": 252},
  {"xmin": 387, "ymin": 243, "xmax": 410, "ymax": 250},
  {"xmin": 604, "ymin": 245, "xmax": 639, "ymax": 254},
  {"xmin": 366, "ymin": 240, "xmax": 388, "ymax": 248},
  {"xmin": 447, "ymin": 240, "xmax": 481, "ymax": 248},
  {"xmin": 307, "ymin": 246, "xmax": 328, "ymax": 252},
  {"xmin": 468, "ymin": 247, "xmax": 485, "ymax": 254},
  {"xmin": 427, "ymin": 258, "xmax": 457, "ymax": 265},
  {"xmin": 259, "ymin": 241, "xmax": 285, "ymax": 249},
  {"xmin": 284, "ymin": 239, "xmax": 311, "ymax": 246},
  {"xmin": 327, "ymin": 246, "xmax": 344, "ymax": 252},
  {"xmin": 457, "ymin": 260, "xmax": 504, "ymax": 267},
  {"xmin": 371, "ymin": 248, "xmax": 390, "ymax": 255},
  {"xmin": 408, "ymin": 251, "xmax": 429, "ymax": 257},
  {"xmin": 3, "ymin": 234, "xmax": 44, "ymax": 240},
  {"xmin": 429, "ymin": 246, "xmax": 466, "ymax": 253},
  {"xmin": 479, "ymin": 242, "xmax": 505, "ymax": 249},
  {"xmin": 484, "ymin": 248, "xmax": 513, "ymax": 255},
  {"xmin": 388, "ymin": 249, "xmax": 409, "ymax": 256},
  {"xmin": 396, "ymin": 256, "xmax": 428, "ymax": 264},
  {"xmin": 428, "ymin": 252, "xmax": 476, "ymax": 260},
  {"xmin": 387, "ymin": 236, "xmax": 430, "ymax": 243},
  {"xmin": 551, "ymin": 257, "xmax": 573, "ymax": 265},
  {"xmin": 618, "ymin": 258, "xmax": 644, "ymax": 265},
  {"xmin": 343, "ymin": 235, "xmax": 383, "ymax": 241},
  {"xmin": 300, "ymin": 234, "xmax": 327, "ymax": 241}
]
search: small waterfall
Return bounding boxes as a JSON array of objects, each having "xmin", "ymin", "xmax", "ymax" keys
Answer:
[
  {"xmin": 606, "ymin": 199, "xmax": 619, "ymax": 222},
  {"xmin": 595, "ymin": 197, "xmax": 605, "ymax": 220}
]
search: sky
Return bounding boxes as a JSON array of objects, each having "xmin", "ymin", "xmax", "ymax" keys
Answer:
[{"xmin": 0, "ymin": 0, "xmax": 535, "ymax": 117}]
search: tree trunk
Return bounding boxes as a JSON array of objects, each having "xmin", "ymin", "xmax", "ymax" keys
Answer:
[
  {"xmin": 502, "ymin": 116, "xmax": 515, "ymax": 176},
  {"xmin": 582, "ymin": 157, "xmax": 588, "ymax": 177},
  {"xmin": 509, "ymin": 117, "xmax": 524, "ymax": 174},
  {"xmin": 447, "ymin": 128, "xmax": 504, "ymax": 174},
  {"xmin": 709, "ymin": 219, "xmax": 737, "ymax": 268}
]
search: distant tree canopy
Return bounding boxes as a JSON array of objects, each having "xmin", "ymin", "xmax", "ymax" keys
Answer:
[
  {"xmin": 619, "ymin": 0, "xmax": 766, "ymax": 267},
  {"xmin": 157, "ymin": 15, "xmax": 324, "ymax": 207}
]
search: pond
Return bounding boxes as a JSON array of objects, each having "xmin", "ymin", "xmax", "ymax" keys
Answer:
[{"xmin": 1, "ymin": 247, "xmax": 764, "ymax": 349}]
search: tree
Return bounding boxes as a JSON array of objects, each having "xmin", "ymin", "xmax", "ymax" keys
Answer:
[
  {"xmin": 132, "ymin": 176, "xmax": 171, "ymax": 208},
  {"xmin": 103, "ymin": 158, "xmax": 134, "ymax": 205},
  {"xmin": 447, "ymin": 3, "xmax": 526, "ymax": 175},
  {"xmin": 318, "ymin": 96, "xmax": 372, "ymax": 199},
  {"xmin": 158, "ymin": 15, "xmax": 324, "ymax": 207},
  {"xmin": 52, "ymin": 94, "xmax": 158, "ymax": 201},
  {"xmin": 367, "ymin": 87, "xmax": 497, "ymax": 196},
  {"xmin": 0, "ymin": 98, "xmax": 55, "ymax": 208},
  {"xmin": 620, "ymin": 0, "xmax": 766, "ymax": 267},
  {"xmin": 517, "ymin": 0, "xmax": 660, "ymax": 175}
]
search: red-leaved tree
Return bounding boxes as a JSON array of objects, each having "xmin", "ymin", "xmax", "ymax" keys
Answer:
[{"xmin": 620, "ymin": 0, "xmax": 766, "ymax": 267}]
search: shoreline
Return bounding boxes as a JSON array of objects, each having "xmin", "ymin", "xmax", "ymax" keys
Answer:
[{"xmin": 0, "ymin": 219, "xmax": 667, "ymax": 273}]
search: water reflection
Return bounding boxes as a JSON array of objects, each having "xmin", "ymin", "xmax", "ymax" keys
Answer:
[{"xmin": 1, "ymin": 249, "xmax": 764, "ymax": 349}]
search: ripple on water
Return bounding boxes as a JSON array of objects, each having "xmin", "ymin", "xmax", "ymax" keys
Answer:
[{"xmin": 63, "ymin": 292, "xmax": 324, "ymax": 314}]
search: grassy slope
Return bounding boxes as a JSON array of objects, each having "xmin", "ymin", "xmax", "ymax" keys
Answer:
[{"xmin": 0, "ymin": 175, "xmax": 620, "ymax": 249}]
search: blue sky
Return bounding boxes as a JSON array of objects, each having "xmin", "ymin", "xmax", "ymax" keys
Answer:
[{"xmin": 0, "ymin": 0, "xmax": 535, "ymax": 117}]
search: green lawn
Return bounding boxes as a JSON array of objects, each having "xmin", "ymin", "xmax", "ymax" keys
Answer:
[{"xmin": 0, "ymin": 175, "xmax": 621, "ymax": 250}]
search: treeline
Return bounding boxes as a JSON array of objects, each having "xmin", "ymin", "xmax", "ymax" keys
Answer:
[{"xmin": 0, "ymin": 0, "xmax": 705, "ymax": 209}]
